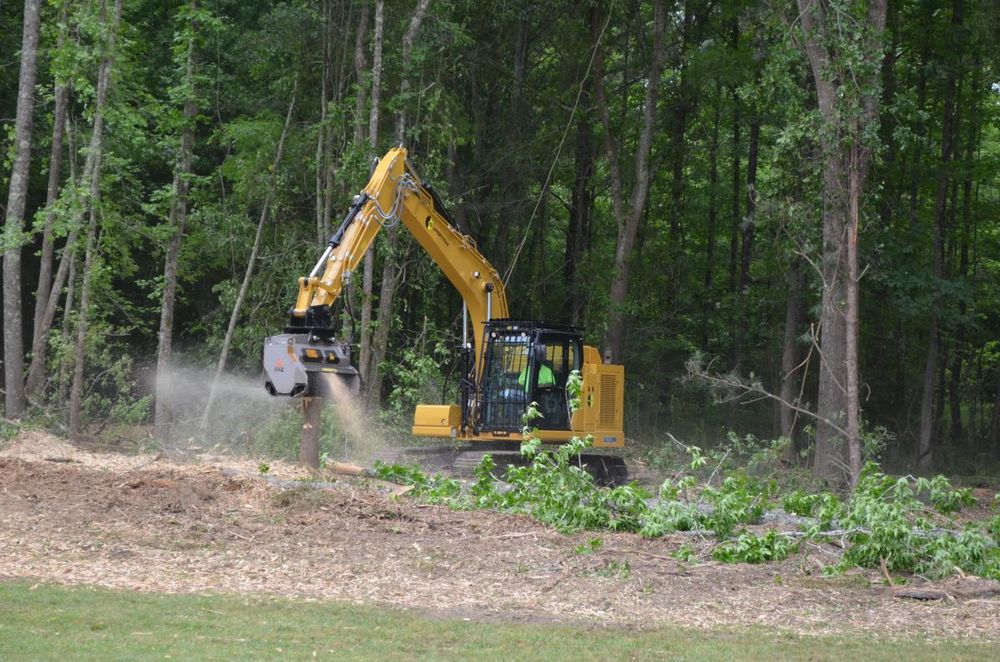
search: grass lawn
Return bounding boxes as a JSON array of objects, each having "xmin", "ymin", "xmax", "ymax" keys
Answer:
[{"xmin": 0, "ymin": 580, "xmax": 996, "ymax": 661}]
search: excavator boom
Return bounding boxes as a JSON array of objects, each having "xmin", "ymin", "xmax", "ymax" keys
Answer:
[{"xmin": 264, "ymin": 148, "xmax": 507, "ymax": 398}]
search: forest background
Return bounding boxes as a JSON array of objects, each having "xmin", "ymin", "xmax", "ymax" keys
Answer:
[{"xmin": 1, "ymin": 0, "xmax": 998, "ymax": 484}]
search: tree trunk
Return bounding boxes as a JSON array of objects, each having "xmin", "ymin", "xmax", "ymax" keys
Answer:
[
  {"xmin": 56, "ymin": 251, "xmax": 76, "ymax": 407},
  {"xmin": 727, "ymin": 17, "xmax": 741, "ymax": 294},
  {"xmin": 2, "ymin": 0, "xmax": 42, "ymax": 419},
  {"xmin": 393, "ymin": 0, "xmax": 431, "ymax": 145},
  {"xmin": 796, "ymin": 0, "xmax": 888, "ymax": 484},
  {"xmin": 29, "ymin": 5, "xmax": 70, "ymax": 397},
  {"xmin": 846, "ymin": 145, "xmax": 863, "ymax": 484},
  {"xmin": 154, "ymin": 6, "xmax": 199, "ymax": 440},
  {"xmin": 365, "ymin": 0, "xmax": 431, "ymax": 406},
  {"xmin": 950, "ymin": 68, "xmax": 979, "ymax": 444},
  {"xmin": 352, "ymin": 3, "xmax": 369, "ymax": 144},
  {"xmin": 69, "ymin": 0, "xmax": 122, "ymax": 439},
  {"xmin": 314, "ymin": 3, "xmax": 329, "ymax": 248},
  {"xmin": 565, "ymin": 85, "xmax": 594, "ymax": 326},
  {"xmin": 812, "ymin": 149, "xmax": 851, "ymax": 482},
  {"xmin": 299, "ymin": 396, "xmax": 322, "ymax": 469},
  {"xmin": 700, "ymin": 81, "xmax": 722, "ymax": 352},
  {"xmin": 917, "ymin": 0, "xmax": 962, "ymax": 473},
  {"xmin": 738, "ymin": 114, "xmax": 760, "ymax": 292},
  {"xmin": 779, "ymin": 258, "xmax": 806, "ymax": 461},
  {"xmin": 27, "ymin": 104, "xmax": 83, "ymax": 400},
  {"xmin": 595, "ymin": 0, "xmax": 665, "ymax": 364},
  {"xmin": 358, "ymin": 0, "xmax": 383, "ymax": 389},
  {"xmin": 200, "ymin": 86, "xmax": 297, "ymax": 429}
]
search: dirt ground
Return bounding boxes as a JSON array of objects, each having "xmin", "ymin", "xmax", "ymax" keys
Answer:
[{"xmin": 2, "ymin": 430, "xmax": 999, "ymax": 641}]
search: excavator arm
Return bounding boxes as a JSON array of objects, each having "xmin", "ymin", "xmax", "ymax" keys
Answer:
[{"xmin": 264, "ymin": 147, "xmax": 508, "ymax": 396}]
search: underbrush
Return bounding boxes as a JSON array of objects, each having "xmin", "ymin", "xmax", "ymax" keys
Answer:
[{"xmin": 375, "ymin": 374, "xmax": 1000, "ymax": 579}]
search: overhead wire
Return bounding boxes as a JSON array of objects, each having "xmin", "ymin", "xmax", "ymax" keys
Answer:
[{"xmin": 502, "ymin": 4, "xmax": 614, "ymax": 288}]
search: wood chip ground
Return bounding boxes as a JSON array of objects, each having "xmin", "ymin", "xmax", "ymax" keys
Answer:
[{"xmin": 2, "ymin": 431, "xmax": 999, "ymax": 641}]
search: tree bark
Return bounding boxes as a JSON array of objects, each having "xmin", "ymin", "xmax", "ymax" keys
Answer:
[
  {"xmin": 29, "ymin": 4, "xmax": 70, "ymax": 398},
  {"xmin": 950, "ymin": 66, "xmax": 979, "ymax": 444},
  {"xmin": 358, "ymin": 0, "xmax": 383, "ymax": 390},
  {"xmin": 27, "ymin": 101, "xmax": 83, "ymax": 400},
  {"xmin": 2, "ymin": 0, "xmax": 42, "ymax": 419},
  {"xmin": 352, "ymin": 2, "xmax": 369, "ymax": 145},
  {"xmin": 314, "ymin": 0, "xmax": 329, "ymax": 248},
  {"xmin": 779, "ymin": 257, "xmax": 806, "ymax": 462},
  {"xmin": 299, "ymin": 395, "xmax": 322, "ymax": 469},
  {"xmin": 700, "ymin": 81, "xmax": 722, "ymax": 352},
  {"xmin": 565, "ymin": 83, "xmax": 594, "ymax": 326},
  {"xmin": 154, "ymin": 5, "xmax": 199, "ymax": 440},
  {"xmin": 917, "ymin": 0, "xmax": 962, "ymax": 473},
  {"xmin": 69, "ymin": 0, "xmax": 123, "ymax": 439},
  {"xmin": 796, "ymin": 0, "xmax": 887, "ymax": 484},
  {"xmin": 739, "ymin": 114, "xmax": 760, "ymax": 292},
  {"xmin": 595, "ymin": 0, "xmax": 665, "ymax": 364},
  {"xmin": 200, "ymin": 86, "xmax": 297, "ymax": 429},
  {"xmin": 393, "ymin": 0, "xmax": 431, "ymax": 145},
  {"xmin": 366, "ymin": 0, "xmax": 431, "ymax": 406}
]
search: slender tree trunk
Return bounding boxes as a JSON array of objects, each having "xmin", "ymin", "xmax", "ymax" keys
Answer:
[
  {"xmin": 352, "ymin": 3, "xmax": 369, "ymax": 145},
  {"xmin": 358, "ymin": 0, "xmax": 383, "ymax": 389},
  {"xmin": 315, "ymin": 26, "xmax": 328, "ymax": 246},
  {"xmin": 739, "ymin": 114, "xmax": 760, "ymax": 292},
  {"xmin": 69, "ymin": 0, "xmax": 122, "ymax": 439},
  {"xmin": 918, "ymin": 0, "xmax": 962, "ymax": 473},
  {"xmin": 701, "ymin": 82, "xmax": 722, "ymax": 352},
  {"xmin": 154, "ymin": 8, "xmax": 199, "ymax": 440},
  {"xmin": 595, "ymin": 0, "xmax": 665, "ymax": 364},
  {"xmin": 29, "ymin": 6, "xmax": 70, "ymax": 394},
  {"xmin": 950, "ymin": 71, "xmax": 978, "ymax": 444},
  {"xmin": 28, "ymin": 113, "xmax": 82, "ymax": 400},
  {"xmin": 846, "ymin": 145, "xmax": 863, "ymax": 484},
  {"xmin": 56, "ymin": 251, "xmax": 76, "ymax": 407},
  {"xmin": 366, "ymin": 0, "xmax": 431, "ymax": 406},
  {"xmin": 393, "ymin": 0, "xmax": 431, "ymax": 145},
  {"xmin": 727, "ymin": 18, "xmax": 741, "ymax": 293},
  {"xmin": 200, "ymin": 86, "xmax": 297, "ymax": 429},
  {"xmin": 565, "ymin": 85, "xmax": 594, "ymax": 326},
  {"xmin": 779, "ymin": 258, "xmax": 806, "ymax": 461},
  {"xmin": 2, "ymin": 0, "xmax": 42, "ymax": 419}
]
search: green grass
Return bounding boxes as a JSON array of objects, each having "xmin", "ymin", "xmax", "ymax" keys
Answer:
[{"xmin": 0, "ymin": 581, "xmax": 996, "ymax": 661}]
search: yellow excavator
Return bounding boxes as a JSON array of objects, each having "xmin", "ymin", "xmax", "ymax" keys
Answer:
[{"xmin": 263, "ymin": 147, "xmax": 626, "ymax": 482}]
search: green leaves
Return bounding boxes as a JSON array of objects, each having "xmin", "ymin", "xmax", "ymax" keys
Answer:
[{"xmin": 713, "ymin": 530, "xmax": 797, "ymax": 564}]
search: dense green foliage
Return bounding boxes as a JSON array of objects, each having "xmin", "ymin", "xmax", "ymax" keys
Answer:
[
  {"xmin": 1, "ymin": 0, "xmax": 999, "ymax": 474},
  {"xmin": 375, "ymin": 381, "xmax": 999, "ymax": 578},
  {"xmin": 378, "ymin": 440, "xmax": 1000, "ymax": 576}
]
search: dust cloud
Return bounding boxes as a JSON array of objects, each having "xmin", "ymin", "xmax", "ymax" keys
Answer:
[
  {"xmin": 153, "ymin": 364, "xmax": 393, "ymax": 463},
  {"xmin": 315, "ymin": 373, "xmax": 391, "ymax": 462},
  {"xmin": 153, "ymin": 365, "xmax": 295, "ymax": 451}
]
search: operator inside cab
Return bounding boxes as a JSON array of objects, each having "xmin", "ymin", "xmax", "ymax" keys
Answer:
[{"xmin": 517, "ymin": 362, "xmax": 555, "ymax": 390}]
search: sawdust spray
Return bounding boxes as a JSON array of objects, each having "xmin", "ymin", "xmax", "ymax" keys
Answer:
[
  {"xmin": 316, "ymin": 373, "xmax": 391, "ymax": 462},
  {"xmin": 155, "ymin": 362, "xmax": 398, "ymax": 463}
]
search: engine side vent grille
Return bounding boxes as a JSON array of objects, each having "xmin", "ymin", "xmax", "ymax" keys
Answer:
[{"xmin": 599, "ymin": 373, "xmax": 618, "ymax": 428}]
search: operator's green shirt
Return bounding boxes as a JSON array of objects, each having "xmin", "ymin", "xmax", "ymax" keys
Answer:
[{"xmin": 518, "ymin": 363, "xmax": 555, "ymax": 388}]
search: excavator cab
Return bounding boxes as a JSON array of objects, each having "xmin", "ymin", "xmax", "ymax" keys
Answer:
[{"xmin": 476, "ymin": 320, "xmax": 582, "ymax": 434}]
